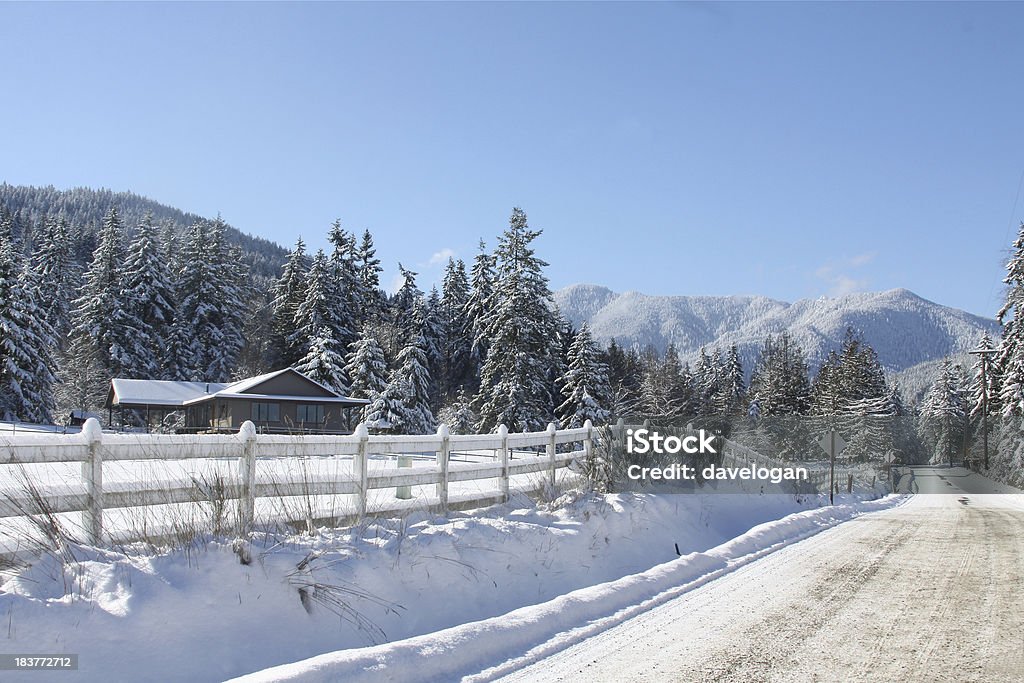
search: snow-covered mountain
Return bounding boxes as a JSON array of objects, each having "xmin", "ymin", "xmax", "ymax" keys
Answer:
[{"xmin": 554, "ymin": 284, "xmax": 999, "ymax": 376}]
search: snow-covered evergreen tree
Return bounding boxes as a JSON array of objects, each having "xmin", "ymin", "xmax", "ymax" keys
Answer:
[
  {"xmin": 556, "ymin": 324, "xmax": 612, "ymax": 428},
  {"xmin": 268, "ymin": 237, "xmax": 309, "ymax": 368},
  {"xmin": 438, "ymin": 387, "xmax": 477, "ymax": 435},
  {"xmin": 326, "ymin": 220, "xmax": 361, "ymax": 350},
  {"xmin": 357, "ymin": 228, "xmax": 384, "ymax": 322},
  {"xmin": 918, "ymin": 359, "xmax": 966, "ymax": 465},
  {"xmin": 440, "ymin": 257, "xmax": 472, "ymax": 399},
  {"xmin": 391, "ymin": 322, "xmax": 436, "ymax": 434},
  {"xmin": 363, "ymin": 376, "xmax": 409, "ymax": 434},
  {"xmin": 718, "ymin": 344, "xmax": 747, "ymax": 415},
  {"xmin": 996, "ymin": 222, "xmax": 1024, "ymax": 416},
  {"xmin": 969, "ymin": 332, "xmax": 999, "ymax": 420},
  {"xmin": 174, "ymin": 218, "xmax": 247, "ymax": 381},
  {"xmin": 30, "ymin": 214, "xmax": 77, "ymax": 343},
  {"xmin": 345, "ymin": 328, "xmax": 389, "ymax": 404},
  {"xmin": 474, "ymin": 209, "xmax": 561, "ymax": 432},
  {"xmin": 294, "ymin": 325, "xmax": 348, "ymax": 395},
  {"xmin": 0, "ymin": 226, "xmax": 58, "ymax": 423},
  {"xmin": 73, "ymin": 207, "xmax": 130, "ymax": 375},
  {"xmin": 115, "ymin": 214, "xmax": 176, "ymax": 378},
  {"xmin": 748, "ymin": 332, "xmax": 811, "ymax": 416},
  {"xmin": 464, "ymin": 240, "xmax": 495, "ymax": 375},
  {"xmin": 290, "ymin": 249, "xmax": 351, "ymax": 387}
]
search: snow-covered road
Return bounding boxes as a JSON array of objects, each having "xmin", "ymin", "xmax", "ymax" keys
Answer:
[{"xmin": 490, "ymin": 468, "xmax": 1024, "ymax": 683}]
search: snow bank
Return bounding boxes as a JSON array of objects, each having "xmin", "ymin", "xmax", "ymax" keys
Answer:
[{"xmin": 229, "ymin": 494, "xmax": 906, "ymax": 683}]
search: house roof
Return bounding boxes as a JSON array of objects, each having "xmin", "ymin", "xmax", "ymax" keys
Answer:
[{"xmin": 109, "ymin": 368, "xmax": 369, "ymax": 408}]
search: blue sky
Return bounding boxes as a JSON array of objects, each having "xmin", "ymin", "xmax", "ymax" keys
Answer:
[{"xmin": 2, "ymin": 1, "xmax": 1022, "ymax": 317}]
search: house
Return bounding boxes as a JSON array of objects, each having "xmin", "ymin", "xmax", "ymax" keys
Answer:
[{"xmin": 106, "ymin": 368, "xmax": 370, "ymax": 434}]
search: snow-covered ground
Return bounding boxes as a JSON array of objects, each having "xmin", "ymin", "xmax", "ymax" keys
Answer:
[{"xmin": 0, "ymin": 481, "xmax": 891, "ymax": 682}]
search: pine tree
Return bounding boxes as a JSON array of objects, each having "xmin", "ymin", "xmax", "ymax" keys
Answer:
[
  {"xmin": 918, "ymin": 359, "xmax": 966, "ymax": 465},
  {"xmin": 73, "ymin": 207, "xmax": 129, "ymax": 375},
  {"xmin": 367, "ymin": 323, "xmax": 435, "ymax": 434},
  {"xmin": 0, "ymin": 227, "xmax": 58, "ymax": 423},
  {"xmin": 465, "ymin": 240, "xmax": 495, "ymax": 376},
  {"xmin": 438, "ymin": 387, "xmax": 477, "ymax": 435},
  {"xmin": 603, "ymin": 338, "xmax": 643, "ymax": 418},
  {"xmin": 996, "ymin": 222, "xmax": 1024, "ymax": 416},
  {"xmin": 391, "ymin": 322, "xmax": 436, "ymax": 434},
  {"xmin": 969, "ymin": 332, "xmax": 999, "ymax": 420},
  {"xmin": 748, "ymin": 332, "xmax": 811, "ymax": 416},
  {"xmin": 268, "ymin": 237, "xmax": 309, "ymax": 368},
  {"xmin": 345, "ymin": 328, "xmax": 389, "ymax": 405},
  {"xmin": 115, "ymin": 214, "xmax": 176, "ymax": 378},
  {"xmin": 357, "ymin": 228, "xmax": 384, "ymax": 323},
  {"xmin": 811, "ymin": 329, "xmax": 887, "ymax": 417},
  {"xmin": 363, "ymin": 376, "xmax": 409, "ymax": 434},
  {"xmin": 174, "ymin": 218, "xmax": 247, "ymax": 381},
  {"xmin": 556, "ymin": 324, "xmax": 612, "ymax": 428},
  {"xmin": 294, "ymin": 325, "xmax": 348, "ymax": 394},
  {"xmin": 30, "ymin": 214, "xmax": 77, "ymax": 343},
  {"xmin": 439, "ymin": 257, "xmax": 472, "ymax": 399},
  {"xmin": 289, "ymin": 249, "xmax": 351, "ymax": 386},
  {"xmin": 326, "ymin": 220, "xmax": 361, "ymax": 350},
  {"xmin": 719, "ymin": 345, "xmax": 747, "ymax": 415},
  {"xmin": 474, "ymin": 208, "xmax": 561, "ymax": 432}
]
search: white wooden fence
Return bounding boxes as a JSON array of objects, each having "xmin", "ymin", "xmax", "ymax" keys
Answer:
[
  {"xmin": 0, "ymin": 418, "xmax": 599, "ymax": 546},
  {"xmin": 0, "ymin": 418, "xmax": 852, "ymax": 553}
]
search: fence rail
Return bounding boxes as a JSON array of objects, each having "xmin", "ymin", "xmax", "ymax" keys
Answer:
[
  {"xmin": 1, "ymin": 418, "xmax": 853, "ymax": 553},
  {"xmin": 0, "ymin": 419, "xmax": 598, "ymax": 547}
]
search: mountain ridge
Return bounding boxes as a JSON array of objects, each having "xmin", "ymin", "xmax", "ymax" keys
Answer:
[{"xmin": 554, "ymin": 283, "xmax": 999, "ymax": 380}]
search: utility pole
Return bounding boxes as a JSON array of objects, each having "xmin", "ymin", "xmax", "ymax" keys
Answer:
[{"xmin": 968, "ymin": 347, "xmax": 998, "ymax": 470}]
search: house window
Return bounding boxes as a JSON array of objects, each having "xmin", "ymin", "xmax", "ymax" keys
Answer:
[
  {"xmin": 296, "ymin": 404, "xmax": 325, "ymax": 424},
  {"xmin": 251, "ymin": 402, "xmax": 280, "ymax": 423}
]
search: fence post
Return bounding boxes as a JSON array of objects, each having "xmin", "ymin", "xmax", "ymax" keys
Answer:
[
  {"xmin": 238, "ymin": 420, "xmax": 257, "ymax": 533},
  {"xmin": 498, "ymin": 424, "xmax": 509, "ymax": 501},
  {"xmin": 547, "ymin": 422, "xmax": 557, "ymax": 490},
  {"xmin": 847, "ymin": 472, "xmax": 853, "ymax": 493},
  {"xmin": 354, "ymin": 424, "xmax": 369, "ymax": 521},
  {"xmin": 436, "ymin": 424, "xmax": 450, "ymax": 513},
  {"xmin": 616, "ymin": 417, "xmax": 626, "ymax": 452},
  {"xmin": 81, "ymin": 418, "xmax": 104, "ymax": 545},
  {"xmin": 583, "ymin": 419, "xmax": 594, "ymax": 461}
]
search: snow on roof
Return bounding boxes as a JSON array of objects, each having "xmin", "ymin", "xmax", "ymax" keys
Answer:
[
  {"xmin": 110, "ymin": 379, "xmax": 228, "ymax": 406},
  {"xmin": 220, "ymin": 369, "xmax": 291, "ymax": 395},
  {"xmin": 110, "ymin": 369, "xmax": 369, "ymax": 407}
]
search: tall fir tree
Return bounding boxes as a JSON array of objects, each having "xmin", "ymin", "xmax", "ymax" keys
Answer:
[
  {"xmin": 0, "ymin": 225, "xmax": 58, "ymax": 422},
  {"xmin": 474, "ymin": 208, "xmax": 561, "ymax": 432},
  {"xmin": 294, "ymin": 325, "xmax": 348, "ymax": 395},
  {"xmin": 268, "ymin": 237, "xmax": 309, "ymax": 368},
  {"xmin": 748, "ymin": 332, "xmax": 811, "ymax": 416},
  {"xmin": 969, "ymin": 332, "xmax": 999, "ymax": 420},
  {"xmin": 357, "ymin": 228, "xmax": 384, "ymax": 323},
  {"xmin": 464, "ymin": 240, "xmax": 496, "ymax": 379},
  {"xmin": 439, "ymin": 257, "xmax": 472, "ymax": 400},
  {"xmin": 556, "ymin": 324, "xmax": 613, "ymax": 428},
  {"xmin": 30, "ymin": 215, "xmax": 77, "ymax": 343},
  {"xmin": 289, "ymin": 248, "xmax": 351, "ymax": 390},
  {"xmin": 115, "ymin": 214, "xmax": 176, "ymax": 378},
  {"xmin": 996, "ymin": 222, "xmax": 1024, "ymax": 416},
  {"xmin": 326, "ymin": 220, "xmax": 361, "ymax": 350},
  {"xmin": 344, "ymin": 328, "xmax": 389, "ymax": 405},
  {"xmin": 918, "ymin": 359, "xmax": 966, "ymax": 465},
  {"xmin": 174, "ymin": 218, "xmax": 247, "ymax": 382},
  {"xmin": 73, "ymin": 207, "xmax": 130, "ymax": 375}
]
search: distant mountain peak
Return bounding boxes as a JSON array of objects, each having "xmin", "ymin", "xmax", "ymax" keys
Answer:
[{"xmin": 554, "ymin": 284, "xmax": 998, "ymax": 376}]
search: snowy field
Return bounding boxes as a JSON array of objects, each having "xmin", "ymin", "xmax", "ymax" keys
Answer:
[{"xmin": 0, "ymin": 481, "xmax": 892, "ymax": 682}]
